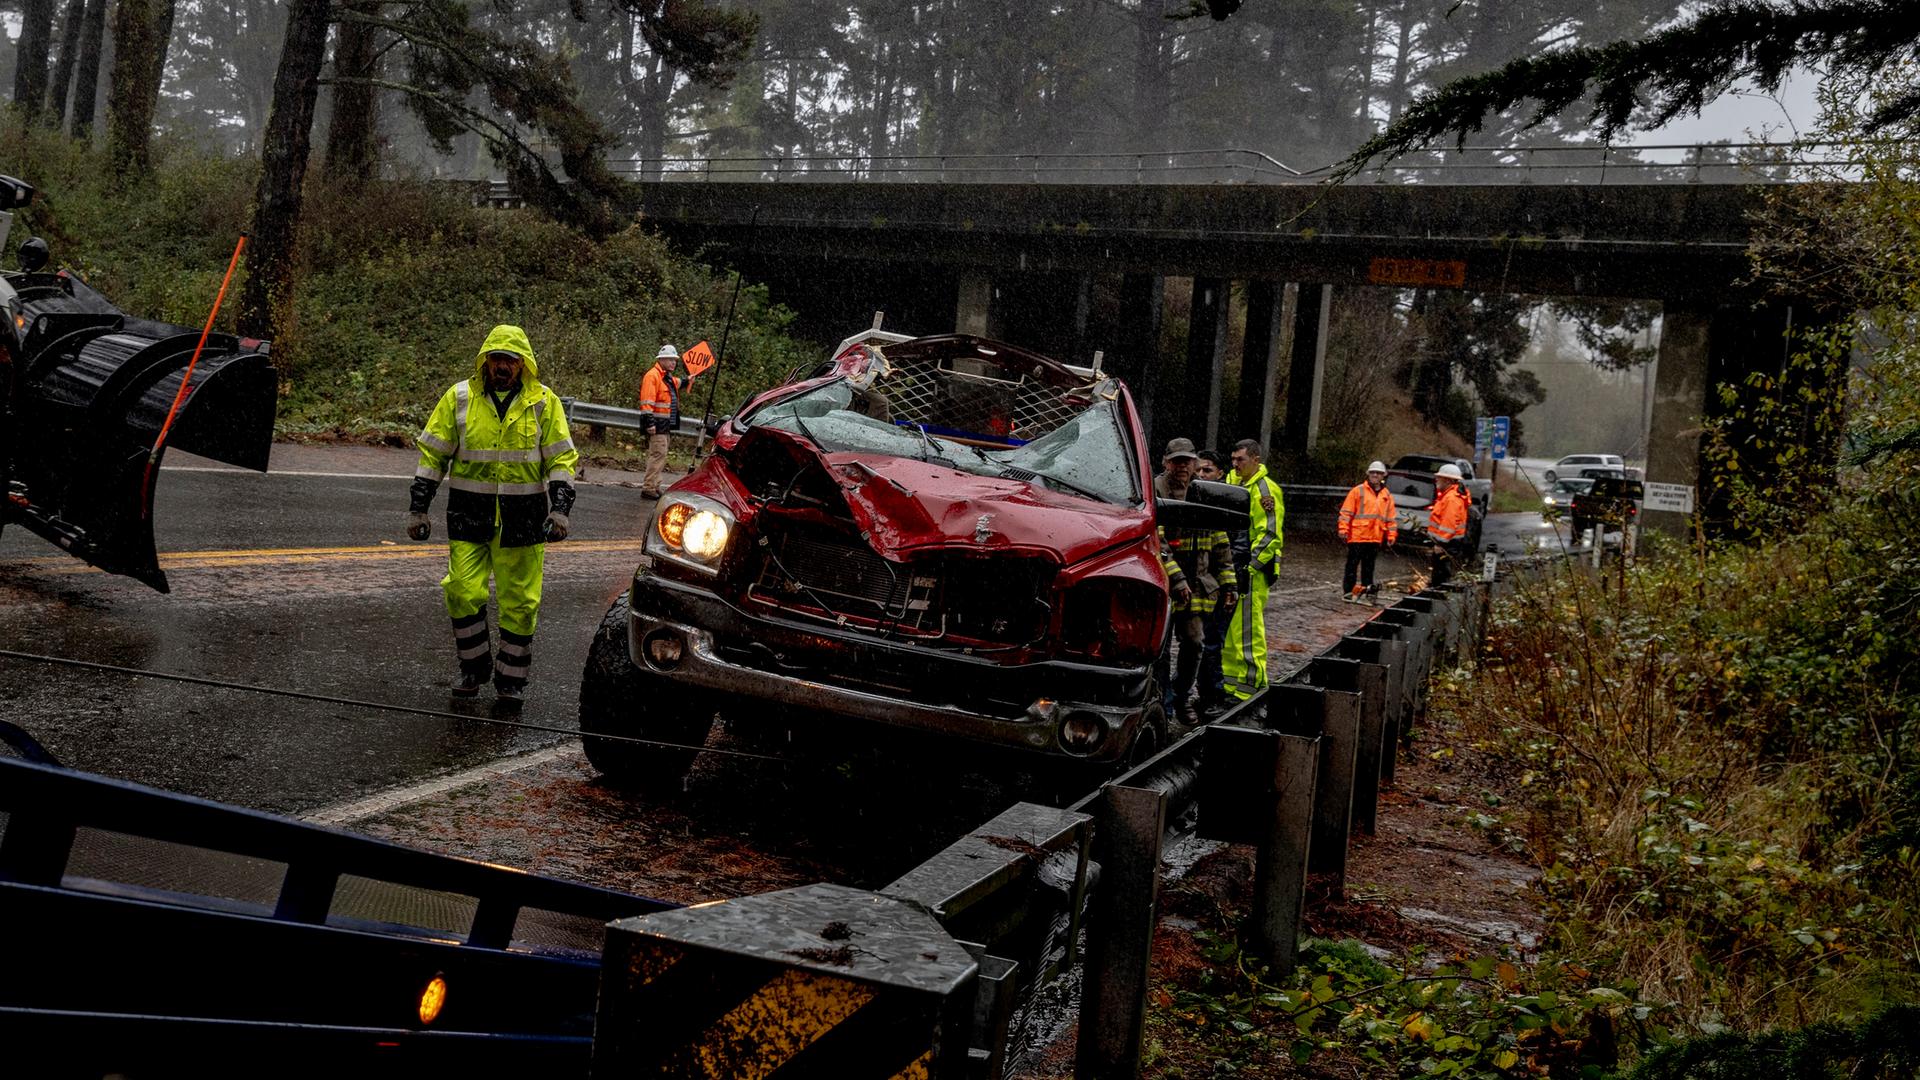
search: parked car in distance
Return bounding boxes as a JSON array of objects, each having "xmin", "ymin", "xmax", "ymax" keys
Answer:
[
  {"xmin": 1570, "ymin": 476, "xmax": 1644, "ymax": 540},
  {"xmin": 1543, "ymin": 453, "xmax": 1624, "ymax": 484},
  {"xmin": 1541, "ymin": 478, "xmax": 1592, "ymax": 522}
]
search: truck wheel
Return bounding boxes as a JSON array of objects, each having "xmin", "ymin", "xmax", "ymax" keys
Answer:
[
  {"xmin": 1124, "ymin": 695, "xmax": 1169, "ymax": 769},
  {"xmin": 579, "ymin": 592, "xmax": 714, "ymax": 791}
]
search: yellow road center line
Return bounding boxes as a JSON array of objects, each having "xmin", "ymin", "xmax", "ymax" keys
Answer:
[{"xmin": 12, "ymin": 540, "xmax": 645, "ymax": 574}]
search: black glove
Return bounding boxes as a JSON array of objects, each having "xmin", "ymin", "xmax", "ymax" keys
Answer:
[
  {"xmin": 544, "ymin": 512, "xmax": 570, "ymax": 542},
  {"xmin": 406, "ymin": 512, "xmax": 431, "ymax": 541},
  {"xmin": 548, "ymin": 480, "xmax": 576, "ymax": 516}
]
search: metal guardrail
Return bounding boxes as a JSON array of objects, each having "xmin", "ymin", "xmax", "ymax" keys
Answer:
[
  {"xmin": 467, "ymin": 140, "xmax": 1892, "ymax": 210},
  {"xmin": 561, "ymin": 397, "xmax": 704, "ymax": 440},
  {"xmin": 565, "ymin": 141, "xmax": 1878, "ymax": 188}
]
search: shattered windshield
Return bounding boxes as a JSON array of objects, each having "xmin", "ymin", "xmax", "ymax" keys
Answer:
[{"xmin": 744, "ymin": 379, "xmax": 1139, "ymax": 505}]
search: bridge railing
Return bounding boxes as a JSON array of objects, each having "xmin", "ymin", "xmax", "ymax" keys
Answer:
[{"xmin": 581, "ymin": 141, "xmax": 1882, "ymax": 188}]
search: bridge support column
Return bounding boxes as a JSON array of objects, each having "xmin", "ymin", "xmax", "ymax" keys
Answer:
[
  {"xmin": 1645, "ymin": 302, "xmax": 1712, "ymax": 533},
  {"xmin": 1190, "ymin": 278, "xmax": 1229, "ymax": 449},
  {"xmin": 955, "ymin": 272, "xmax": 993, "ymax": 337},
  {"xmin": 1281, "ymin": 283, "xmax": 1331, "ymax": 453},
  {"xmin": 1236, "ymin": 280, "xmax": 1284, "ymax": 449},
  {"xmin": 1116, "ymin": 272, "xmax": 1165, "ymax": 436}
]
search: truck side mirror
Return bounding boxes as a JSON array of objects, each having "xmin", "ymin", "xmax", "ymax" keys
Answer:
[
  {"xmin": 1156, "ymin": 479, "xmax": 1251, "ymax": 532},
  {"xmin": 0, "ymin": 175, "xmax": 33, "ymax": 211}
]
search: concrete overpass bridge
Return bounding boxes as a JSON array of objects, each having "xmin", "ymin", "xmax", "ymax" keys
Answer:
[{"xmin": 611, "ymin": 146, "xmax": 1836, "ymax": 515}]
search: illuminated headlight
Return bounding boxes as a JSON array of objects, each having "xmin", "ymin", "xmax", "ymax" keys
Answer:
[
  {"xmin": 647, "ymin": 493, "xmax": 735, "ymax": 574},
  {"xmin": 1543, "ymin": 496, "xmax": 1558, "ymax": 505}
]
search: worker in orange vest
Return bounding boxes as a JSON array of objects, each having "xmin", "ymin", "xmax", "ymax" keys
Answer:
[
  {"xmin": 637, "ymin": 344, "xmax": 692, "ymax": 498},
  {"xmin": 1338, "ymin": 460, "xmax": 1398, "ymax": 603},
  {"xmin": 1427, "ymin": 462, "xmax": 1473, "ymax": 587}
]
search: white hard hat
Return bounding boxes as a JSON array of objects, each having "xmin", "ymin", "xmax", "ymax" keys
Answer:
[
  {"xmin": 1437, "ymin": 463, "xmax": 1464, "ymax": 480},
  {"xmin": 656, "ymin": 344, "xmax": 680, "ymax": 361},
  {"xmin": 1367, "ymin": 461, "xmax": 1387, "ymax": 473}
]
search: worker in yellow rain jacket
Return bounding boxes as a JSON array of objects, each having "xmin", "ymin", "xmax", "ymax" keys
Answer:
[
  {"xmin": 1154, "ymin": 438, "xmax": 1235, "ymax": 725},
  {"xmin": 1426, "ymin": 462, "xmax": 1473, "ymax": 588},
  {"xmin": 1221, "ymin": 438, "xmax": 1285, "ymax": 702},
  {"xmin": 1338, "ymin": 460, "xmax": 1398, "ymax": 604},
  {"xmin": 406, "ymin": 325, "xmax": 580, "ymax": 703}
]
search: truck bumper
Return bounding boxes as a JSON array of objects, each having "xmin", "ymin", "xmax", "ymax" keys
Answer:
[{"xmin": 627, "ymin": 569, "xmax": 1152, "ymax": 762}]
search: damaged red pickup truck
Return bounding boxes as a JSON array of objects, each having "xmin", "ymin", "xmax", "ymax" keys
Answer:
[{"xmin": 579, "ymin": 330, "xmax": 1243, "ymax": 788}]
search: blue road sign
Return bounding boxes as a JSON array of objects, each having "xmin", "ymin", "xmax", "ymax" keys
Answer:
[
  {"xmin": 1490, "ymin": 416, "xmax": 1511, "ymax": 460},
  {"xmin": 1474, "ymin": 417, "xmax": 1490, "ymax": 456}
]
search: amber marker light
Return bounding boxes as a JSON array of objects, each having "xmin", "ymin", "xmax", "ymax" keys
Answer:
[
  {"xmin": 657, "ymin": 501, "xmax": 694, "ymax": 548},
  {"xmin": 418, "ymin": 973, "xmax": 448, "ymax": 1025}
]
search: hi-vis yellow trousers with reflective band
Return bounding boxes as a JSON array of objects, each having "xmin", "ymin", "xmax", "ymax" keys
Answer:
[
  {"xmin": 442, "ymin": 528, "xmax": 545, "ymax": 688},
  {"xmin": 1221, "ymin": 565, "xmax": 1270, "ymax": 700}
]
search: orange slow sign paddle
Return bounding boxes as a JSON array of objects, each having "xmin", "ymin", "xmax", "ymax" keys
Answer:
[{"xmin": 682, "ymin": 340, "xmax": 716, "ymax": 377}]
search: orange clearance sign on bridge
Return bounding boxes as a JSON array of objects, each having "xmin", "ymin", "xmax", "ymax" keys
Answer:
[{"xmin": 1368, "ymin": 257, "xmax": 1468, "ymax": 288}]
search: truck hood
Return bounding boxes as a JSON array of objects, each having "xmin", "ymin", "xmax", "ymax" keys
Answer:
[{"xmin": 824, "ymin": 451, "xmax": 1152, "ymax": 565}]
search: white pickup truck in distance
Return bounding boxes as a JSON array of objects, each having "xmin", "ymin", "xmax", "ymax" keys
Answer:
[{"xmin": 1384, "ymin": 454, "xmax": 1489, "ymax": 550}]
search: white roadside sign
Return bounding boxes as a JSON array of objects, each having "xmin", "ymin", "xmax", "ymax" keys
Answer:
[{"xmin": 1643, "ymin": 482, "xmax": 1695, "ymax": 513}]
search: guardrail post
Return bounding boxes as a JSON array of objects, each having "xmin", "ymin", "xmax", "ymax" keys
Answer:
[
  {"xmin": 1351, "ymin": 618, "xmax": 1413, "ymax": 760},
  {"xmin": 1333, "ymin": 630, "xmax": 1406, "ymax": 809},
  {"xmin": 1369, "ymin": 610, "xmax": 1434, "ymax": 742},
  {"xmin": 1198, "ymin": 725, "xmax": 1318, "ymax": 976},
  {"xmin": 1263, "ymin": 683, "xmax": 1360, "ymax": 893},
  {"xmin": 594, "ymin": 883, "xmax": 977, "ymax": 1078},
  {"xmin": 1299, "ymin": 655, "xmax": 1384, "ymax": 840},
  {"xmin": 1075, "ymin": 783, "xmax": 1167, "ymax": 1080}
]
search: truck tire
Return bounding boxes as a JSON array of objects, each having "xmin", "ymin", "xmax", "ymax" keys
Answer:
[
  {"xmin": 579, "ymin": 592, "xmax": 714, "ymax": 790},
  {"xmin": 1124, "ymin": 692, "xmax": 1169, "ymax": 769}
]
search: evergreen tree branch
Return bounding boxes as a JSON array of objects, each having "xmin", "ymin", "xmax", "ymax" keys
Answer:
[{"xmin": 1332, "ymin": 0, "xmax": 1920, "ymax": 182}]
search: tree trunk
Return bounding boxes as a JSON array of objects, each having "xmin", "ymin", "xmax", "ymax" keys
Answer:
[
  {"xmin": 104, "ymin": 0, "xmax": 175, "ymax": 173},
  {"xmin": 13, "ymin": 0, "xmax": 59, "ymax": 118},
  {"xmin": 237, "ymin": 0, "xmax": 331, "ymax": 343},
  {"xmin": 48, "ymin": 0, "xmax": 87, "ymax": 126},
  {"xmin": 1385, "ymin": 1, "xmax": 1414, "ymax": 124},
  {"xmin": 635, "ymin": 51, "xmax": 668, "ymax": 180},
  {"xmin": 1131, "ymin": 0, "xmax": 1172, "ymax": 154},
  {"xmin": 323, "ymin": 0, "xmax": 382, "ymax": 183},
  {"xmin": 70, "ymin": 0, "xmax": 107, "ymax": 138}
]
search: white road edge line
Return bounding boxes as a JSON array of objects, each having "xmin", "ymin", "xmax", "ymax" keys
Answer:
[
  {"xmin": 301, "ymin": 743, "xmax": 578, "ymax": 826},
  {"xmin": 162, "ymin": 467, "xmax": 414, "ymax": 480}
]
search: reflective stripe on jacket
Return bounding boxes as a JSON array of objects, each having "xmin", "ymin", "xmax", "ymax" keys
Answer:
[
  {"xmin": 638, "ymin": 364, "xmax": 686, "ymax": 430},
  {"xmin": 1428, "ymin": 484, "xmax": 1471, "ymax": 543},
  {"xmin": 416, "ymin": 325, "xmax": 579, "ymax": 547},
  {"xmin": 1228, "ymin": 464, "xmax": 1285, "ymax": 576},
  {"xmin": 1339, "ymin": 482, "xmax": 1397, "ymax": 545}
]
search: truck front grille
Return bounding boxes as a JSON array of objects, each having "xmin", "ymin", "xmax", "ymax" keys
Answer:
[{"xmin": 748, "ymin": 528, "xmax": 1054, "ymax": 646}]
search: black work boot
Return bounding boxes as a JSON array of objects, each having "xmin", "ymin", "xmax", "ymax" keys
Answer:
[
  {"xmin": 451, "ymin": 613, "xmax": 491, "ymax": 697},
  {"xmin": 493, "ymin": 628, "xmax": 532, "ymax": 706}
]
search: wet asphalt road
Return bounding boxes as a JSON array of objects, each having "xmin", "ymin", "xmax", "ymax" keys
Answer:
[{"xmin": 0, "ymin": 444, "xmax": 658, "ymax": 815}]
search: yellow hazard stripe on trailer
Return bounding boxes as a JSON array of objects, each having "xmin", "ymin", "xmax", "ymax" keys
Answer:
[
  {"xmin": 675, "ymin": 968, "xmax": 876, "ymax": 1080},
  {"xmin": 889, "ymin": 1049, "xmax": 933, "ymax": 1079}
]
